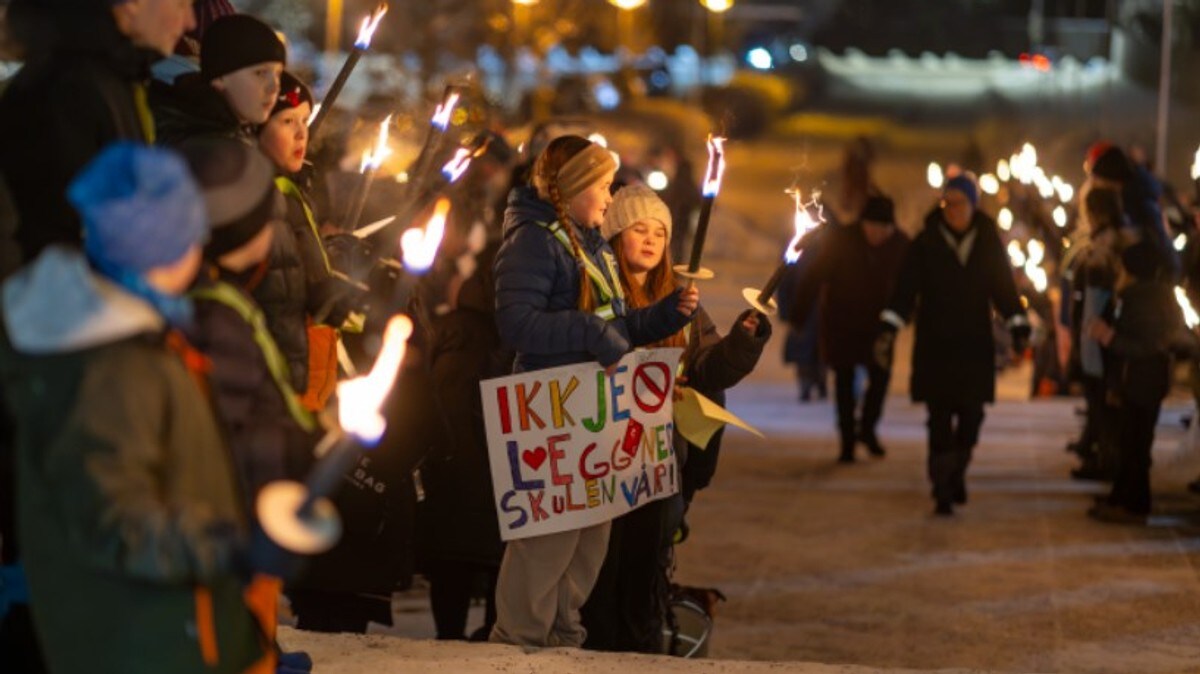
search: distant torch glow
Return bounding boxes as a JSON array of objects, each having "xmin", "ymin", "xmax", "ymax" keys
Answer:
[
  {"xmin": 441, "ymin": 148, "xmax": 473, "ymax": 183},
  {"xmin": 401, "ymin": 197, "xmax": 451, "ymax": 273},
  {"xmin": 337, "ymin": 314, "xmax": 412, "ymax": 444},
  {"xmin": 360, "ymin": 114, "xmax": 393, "ymax": 172},
  {"xmin": 431, "ymin": 92, "xmax": 460, "ymax": 131},
  {"xmin": 1177, "ymin": 287, "xmax": 1200, "ymax": 329},
  {"xmin": 702, "ymin": 135, "xmax": 727, "ymax": 197},
  {"xmin": 784, "ymin": 189, "xmax": 824, "ymax": 264},
  {"xmin": 354, "ymin": 3, "xmax": 389, "ymax": 49}
]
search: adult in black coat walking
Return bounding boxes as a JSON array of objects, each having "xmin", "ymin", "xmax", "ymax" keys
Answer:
[
  {"xmin": 789, "ymin": 195, "xmax": 908, "ymax": 462},
  {"xmin": 878, "ymin": 176, "xmax": 1029, "ymax": 516}
]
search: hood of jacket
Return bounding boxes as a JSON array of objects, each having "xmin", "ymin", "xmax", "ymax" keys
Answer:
[
  {"xmin": 502, "ymin": 185, "xmax": 607, "ymax": 254},
  {"xmin": 150, "ymin": 73, "xmax": 248, "ymax": 146},
  {"xmin": 2, "ymin": 247, "xmax": 163, "ymax": 355}
]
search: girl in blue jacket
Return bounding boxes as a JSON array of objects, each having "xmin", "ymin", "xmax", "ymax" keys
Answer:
[{"xmin": 489, "ymin": 136, "xmax": 699, "ymax": 647}]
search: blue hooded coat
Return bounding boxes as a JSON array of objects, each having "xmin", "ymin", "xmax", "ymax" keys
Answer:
[{"xmin": 494, "ymin": 186, "xmax": 692, "ymax": 372}]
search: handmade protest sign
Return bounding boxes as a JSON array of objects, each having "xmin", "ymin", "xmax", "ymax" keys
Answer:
[{"xmin": 481, "ymin": 348, "xmax": 682, "ymax": 541}]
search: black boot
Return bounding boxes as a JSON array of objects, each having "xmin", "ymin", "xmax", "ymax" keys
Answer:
[
  {"xmin": 859, "ymin": 431, "xmax": 887, "ymax": 458},
  {"xmin": 933, "ymin": 500, "xmax": 954, "ymax": 516},
  {"xmin": 838, "ymin": 439, "xmax": 855, "ymax": 464}
]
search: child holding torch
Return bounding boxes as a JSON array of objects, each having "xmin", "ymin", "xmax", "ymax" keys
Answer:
[
  {"xmin": 257, "ymin": 71, "xmax": 364, "ymax": 412},
  {"xmin": 490, "ymin": 136, "xmax": 699, "ymax": 647},
  {"xmin": 580, "ymin": 183, "xmax": 770, "ymax": 653}
]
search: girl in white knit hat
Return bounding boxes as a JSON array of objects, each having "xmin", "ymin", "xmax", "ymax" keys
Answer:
[{"xmin": 579, "ymin": 183, "xmax": 771, "ymax": 653}]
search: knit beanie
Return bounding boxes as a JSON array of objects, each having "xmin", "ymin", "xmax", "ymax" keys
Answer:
[
  {"xmin": 602, "ymin": 184, "xmax": 672, "ymax": 241},
  {"xmin": 68, "ymin": 143, "xmax": 208, "ymax": 274},
  {"xmin": 1084, "ymin": 141, "xmax": 1113, "ymax": 172},
  {"xmin": 861, "ymin": 195, "xmax": 895, "ymax": 225},
  {"xmin": 177, "ymin": 139, "xmax": 281, "ymax": 259},
  {"xmin": 534, "ymin": 142, "xmax": 617, "ymax": 202},
  {"xmin": 944, "ymin": 174, "xmax": 978, "ymax": 208},
  {"xmin": 270, "ymin": 70, "xmax": 314, "ymax": 119},
  {"xmin": 200, "ymin": 15, "xmax": 286, "ymax": 82},
  {"xmin": 1090, "ymin": 146, "xmax": 1134, "ymax": 184}
]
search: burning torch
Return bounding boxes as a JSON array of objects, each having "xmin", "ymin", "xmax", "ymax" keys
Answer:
[
  {"xmin": 343, "ymin": 114, "xmax": 393, "ymax": 232},
  {"xmin": 743, "ymin": 188, "xmax": 824, "ymax": 315},
  {"xmin": 256, "ymin": 314, "xmax": 413, "ymax": 553},
  {"xmin": 674, "ymin": 135, "xmax": 726, "ymax": 285},
  {"xmin": 307, "ymin": 3, "xmax": 389, "ymax": 138}
]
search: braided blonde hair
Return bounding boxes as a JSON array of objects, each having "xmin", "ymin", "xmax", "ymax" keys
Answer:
[{"xmin": 534, "ymin": 136, "xmax": 598, "ymax": 312}]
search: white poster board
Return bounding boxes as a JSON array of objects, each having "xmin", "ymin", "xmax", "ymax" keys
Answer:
[{"xmin": 481, "ymin": 348, "xmax": 682, "ymax": 541}]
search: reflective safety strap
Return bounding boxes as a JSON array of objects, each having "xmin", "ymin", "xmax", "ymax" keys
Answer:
[
  {"xmin": 536, "ymin": 220, "xmax": 626, "ymax": 319},
  {"xmin": 132, "ymin": 83, "xmax": 155, "ymax": 144},
  {"xmin": 274, "ymin": 177, "xmax": 333, "ymax": 273},
  {"xmin": 190, "ymin": 283, "xmax": 317, "ymax": 432}
]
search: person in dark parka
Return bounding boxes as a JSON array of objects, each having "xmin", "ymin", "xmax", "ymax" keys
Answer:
[
  {"xmin": 789, "ymin": 195, "xmax": 909, "ymax": 463},
  {"xmin": 256, "ymin": 71, "xmax": 361, "ymax": 406},
  {"xmin": 0, "ymin": 0, "xmax": 194, "ymax": 262},
  {"xmin": 878, "ymin": 175, "xmax": 1030, "ymax": 516},
  {"xmin": 1087, "ymin": 242, "xmax": 1194, "ymax": 524},
  {"xmin": 0, "ymin": 4, "xmax": 194, "ymax": 669}
]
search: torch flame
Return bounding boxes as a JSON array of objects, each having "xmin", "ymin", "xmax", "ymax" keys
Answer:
[
  {"xmin": 701, "ymin": 135, "xmax": 727, "ymax": 197},
  {"xmin": 1177, "ymin": 286, "xmax": 1200, "ymax": 329},
  {"xmin": 354, "ymin": 3, "xmax": 389, "ymax": 50},
  {"xmin": 441, "ymin": 148, "xmax": 473, "ymax": 183},
  {"xmin": 401, "ymin": 197, "xmax": 451, "ymax": 273},
  {"xmin": 337, "ymin": 314, "xmax": 413, "ymax": 444},
  {"xmin": 360, "ymin": 114, "xmax": 393, "ymax": 172},
  {"xmin": 431, "ymin": 92, "xmax": 461, "ymax": 131},
  {"xmin": 783, "ymin": 188, "xmax": 824, "ymax": 264}
]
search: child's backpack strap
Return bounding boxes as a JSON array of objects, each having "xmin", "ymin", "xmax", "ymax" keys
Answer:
[
  {"xmin": 191, "ymin": 282, "xmax": 317, "ymax": 432},
  {"xmin": 535, "ymin": 220, "xmax": 626, "ymax": 320}
]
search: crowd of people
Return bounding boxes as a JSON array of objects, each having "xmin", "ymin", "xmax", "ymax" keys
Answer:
[
  {"xmin": 781, "ymin": 137, "xmax": 1197, "ymax": 521},
  {"xmin": 0, "ymin": 2, "xmax": 769, "ymax": 671},
  {"xmin": 2, "ymin": 2, "xmax": 1199, "ymax": 674}
]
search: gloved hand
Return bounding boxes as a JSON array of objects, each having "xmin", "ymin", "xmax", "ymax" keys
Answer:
[
  {"xmin": 243, "ymin": 525, "xmax": 305, "ymax": 582},
  {"xmin": 873, "ymin": 322, "xmax": 898, "ymax": 370},
  {"xmin": 1010, "ymin": 323, "xmax": 1032, "ymax": 355}
]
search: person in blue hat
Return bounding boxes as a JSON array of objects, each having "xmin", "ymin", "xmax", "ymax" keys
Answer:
[
  {"xmin": 0, "ymin": 143, "xmax": 272, "ymax": 674},
  {"xmin": 876, "ymin": 173, "xmax": 1030, "ymax": 516}
]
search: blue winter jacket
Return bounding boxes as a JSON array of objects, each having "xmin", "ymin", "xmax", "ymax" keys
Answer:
[{"xmin": 494, "ymin": 186, "xmax": 692, "ymax": 373}]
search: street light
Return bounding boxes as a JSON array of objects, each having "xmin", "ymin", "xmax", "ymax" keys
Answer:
[
  {"xmin": 700, "ymin": 0, "xmax": 732, "ymax": 12},
  {"xmin": 607, "ymin": 0, "xmax": 646, "ymax": 63},
  {"xmin": 511, "ymin": 0, "xmax": 539, "ymax": 53}
]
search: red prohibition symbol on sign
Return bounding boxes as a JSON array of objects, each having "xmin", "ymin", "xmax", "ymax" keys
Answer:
[{"xmin": 631, "ymin": 362, "xmax": 671, "ymax": 413}]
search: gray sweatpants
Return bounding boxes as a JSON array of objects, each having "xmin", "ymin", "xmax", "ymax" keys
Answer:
[{"xmin": 489, "ymin": 521, "xmax": 612, "ymax": 647}]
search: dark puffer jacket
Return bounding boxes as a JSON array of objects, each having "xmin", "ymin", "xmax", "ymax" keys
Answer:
[
  {"xmin": 0, "ymin": 5, "xmax": 158, "ymax": 262},
  {"xmin": 493, "ymin": 186, "xmax": 692, "ymax": 372},
  {"xmin": 187, "ymin": 268, "xmax": 316, "ymax": 505},
  {"xmin": 253, "ymin": 179, "xmax": 359, "ymax": 394},
  {"xmin": 149, "ymin": 73, "xmax": 252, "ymax": 148}
]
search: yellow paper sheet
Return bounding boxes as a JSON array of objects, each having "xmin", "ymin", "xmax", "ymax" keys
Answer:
[{"xmin": 674, "ymin": 386, "xmax": 763, "ymax": 449}]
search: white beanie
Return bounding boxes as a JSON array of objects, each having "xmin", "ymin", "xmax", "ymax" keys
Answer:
[{"xmin": 601, "ymin": 184, "xmax": 672, "ymax": 242}]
